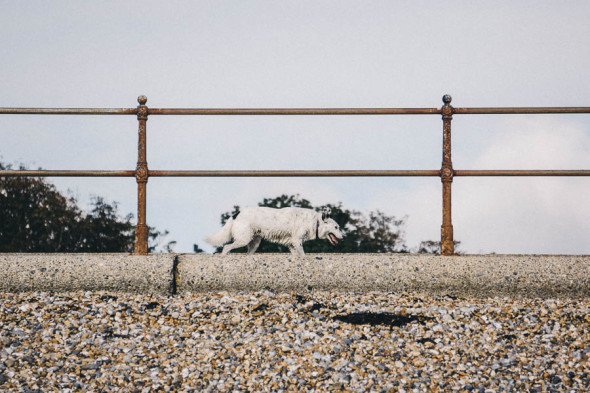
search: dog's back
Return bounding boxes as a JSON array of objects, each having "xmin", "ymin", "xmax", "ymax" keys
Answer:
[{"xmin": 236, "ymin": 206, "xmax": 316, "ymax": 232}]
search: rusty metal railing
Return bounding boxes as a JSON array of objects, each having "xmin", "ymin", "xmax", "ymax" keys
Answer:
[{"xmin": 1, "ymin": 94, "xmax": 589, "ymax": 255}]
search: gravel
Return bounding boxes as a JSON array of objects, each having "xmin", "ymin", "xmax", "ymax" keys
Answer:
[{"xmin": 1, "ymin": 291, "xmax": 589, "ymax": 392}]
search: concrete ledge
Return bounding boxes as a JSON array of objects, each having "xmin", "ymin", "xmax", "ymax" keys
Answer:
[
  {"xmin": 178, "ymin": 254, "xmax": 590, "ymax": 298},
  {"xmin": 1, "ymin": 254, "xmax": 589, "ymax": 298},
  {"xmin": 0, "ymin": 254, "xmax": 174, "ymax": 295}
]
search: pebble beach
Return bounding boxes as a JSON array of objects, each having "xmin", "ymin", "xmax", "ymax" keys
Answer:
[{"xmin": 1, "ymin": 291, "xmax": 589, "ymax": 392}]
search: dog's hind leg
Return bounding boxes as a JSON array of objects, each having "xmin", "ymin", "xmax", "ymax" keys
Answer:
[
  {"xmin": 246, "ymin": 237, "xmax": 262, "ymax": 255},
  {"xmin": 221, "ymin": 239, "xmax": 250, "ymax": 255}
]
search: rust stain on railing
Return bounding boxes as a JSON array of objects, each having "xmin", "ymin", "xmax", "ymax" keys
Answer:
[{"xmin": 1, "ymin": 95, "xmax": 589, "ymax": 255}]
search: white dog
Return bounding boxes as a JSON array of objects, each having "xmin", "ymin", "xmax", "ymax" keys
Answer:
[{"xmin": 205, "ymin": 207, "xmax": 344, "ymax": 256}]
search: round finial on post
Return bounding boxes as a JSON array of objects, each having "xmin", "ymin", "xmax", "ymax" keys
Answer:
[
  {"xmin": 442, "ymin": 94, "xmax": 452, "ymax": 105},
  {"xmin": 137, "ymin": 95, "xmax": 148, "ymax": 105}
]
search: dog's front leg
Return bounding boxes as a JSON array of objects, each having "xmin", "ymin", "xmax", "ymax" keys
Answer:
[{"xmin": 290, "ymin": 240, "xmax": 305, "ymax": 257}]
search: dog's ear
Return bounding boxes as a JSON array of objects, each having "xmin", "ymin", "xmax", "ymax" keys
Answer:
[{"xmin": 321, "ymin": 207, "xmax": 331, "ymax": 221}]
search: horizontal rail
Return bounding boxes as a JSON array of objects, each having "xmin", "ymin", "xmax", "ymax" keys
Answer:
[
  {"xmin": 147, "ymin": 108, "xmax": 441, "ymax": 115},
  {"xmin": 0, "ymin": 170, "xmax": 135, "ymax": 177},
  {"xmin": 149, "ymin": 170, "xmax": 441, "ymax": 177},
  {"xmin": 0, "ymin": 170, "xmax": 440, "ymax": 178},
  {"xmin": 3, "ymin": 169, "xmax": 590, "ymax": 178},
  {"xmin": 454, "ymin": 107, "xmax": 590, "ymax": 115},
  {"xmin": 455, "ymin": 170, "xmax": 590, "ymax": 176},
  {"xmin": 2, "ymin": 107, "xmax": 590, "ymax": 116},
  {"xmin": 0, "ymin": 108, "xmax": 136, "ymax": 115},
  {"xmin": 0, "ymin": 107, "xmax": 442, "ymax": 116}
]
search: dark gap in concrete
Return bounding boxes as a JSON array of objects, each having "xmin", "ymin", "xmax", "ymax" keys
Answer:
[{"xmin": 170, "ymin": 255, "xmax": 180, "ymax": 295}]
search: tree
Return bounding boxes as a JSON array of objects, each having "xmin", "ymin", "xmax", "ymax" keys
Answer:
[
  {"xmin": 193, "ymin": 243, "xmax": 205, "ymax": 253},
  {"xmin": 215, "ymin": 194, "xmax": 408, "ymax": 253},
  {"xmin": 0, "ymin": 162, "xmax": 173, "ymax": 253},
  {"xmin": 415, "ymin": 240, "xmax": 462, "ymax": 254}
]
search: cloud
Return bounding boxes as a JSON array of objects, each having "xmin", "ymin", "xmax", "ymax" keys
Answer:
[
  {"xmin": 366, "ymin": 117, "xmax": 590, "ymax": 254},
  {"xmin": 454, "ymin": 117, "xmax": 590, "ymax": 254}
]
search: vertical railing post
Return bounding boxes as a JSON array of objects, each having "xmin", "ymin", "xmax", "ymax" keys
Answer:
[
  {"xmin": 135, "ymin": 95, "xmax": 149, "ymax": 254},
  {"xmin": 440, "ymin": 94, "xmax": 455, "ymax": 255}
]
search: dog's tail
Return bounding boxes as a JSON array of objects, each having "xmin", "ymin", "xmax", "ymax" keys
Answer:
[{"xmin": 204, "ymin": 218, "xmax": 234, "ymax": 246}]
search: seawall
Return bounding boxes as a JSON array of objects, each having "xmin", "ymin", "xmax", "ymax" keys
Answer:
[{"xmin": 0, "ymin": 254, "xmax": 588, "ymax": 298}]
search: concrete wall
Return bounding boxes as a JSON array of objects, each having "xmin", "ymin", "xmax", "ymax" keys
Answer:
[
  {"xmin": 1, "ymin": 254, "xmax": 589, "ymax": 298},
  {"xmin": 0, "ymin": 254, "xmax": 174, "ymax": 295}
]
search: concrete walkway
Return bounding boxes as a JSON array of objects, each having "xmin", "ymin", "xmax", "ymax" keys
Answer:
[{"xmin": 1, "ymin": 254, "xmax": 588, "ymax": 298}]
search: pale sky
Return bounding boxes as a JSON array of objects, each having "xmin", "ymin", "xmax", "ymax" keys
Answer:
[{"xmin": 1, "ymin": 1, "xmax": 589, "ymax": 254}]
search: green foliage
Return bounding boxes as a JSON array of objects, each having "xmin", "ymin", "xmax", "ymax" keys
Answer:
[
  {"xmin": 416, "ymin": 240, "xmax": 440, "ymax": 254},
  {"xmin": 416, "ymin": 240, "xmax": 462, "ymax": 254},
  {"xmin": 0, "ymin": 162, "xmax": 173, "ymax": 253},
  {"xmin": 215, "ymin": 194, "xmax": 408, "ymax": 254},
  {"xmin": 193, "ymin": 243, "xmax": 205, "ymax": 253}
]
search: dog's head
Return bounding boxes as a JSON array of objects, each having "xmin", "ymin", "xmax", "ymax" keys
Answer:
[{"xmin": 317, "ymin": 216, "xmax": 345, "ymax": 245}]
